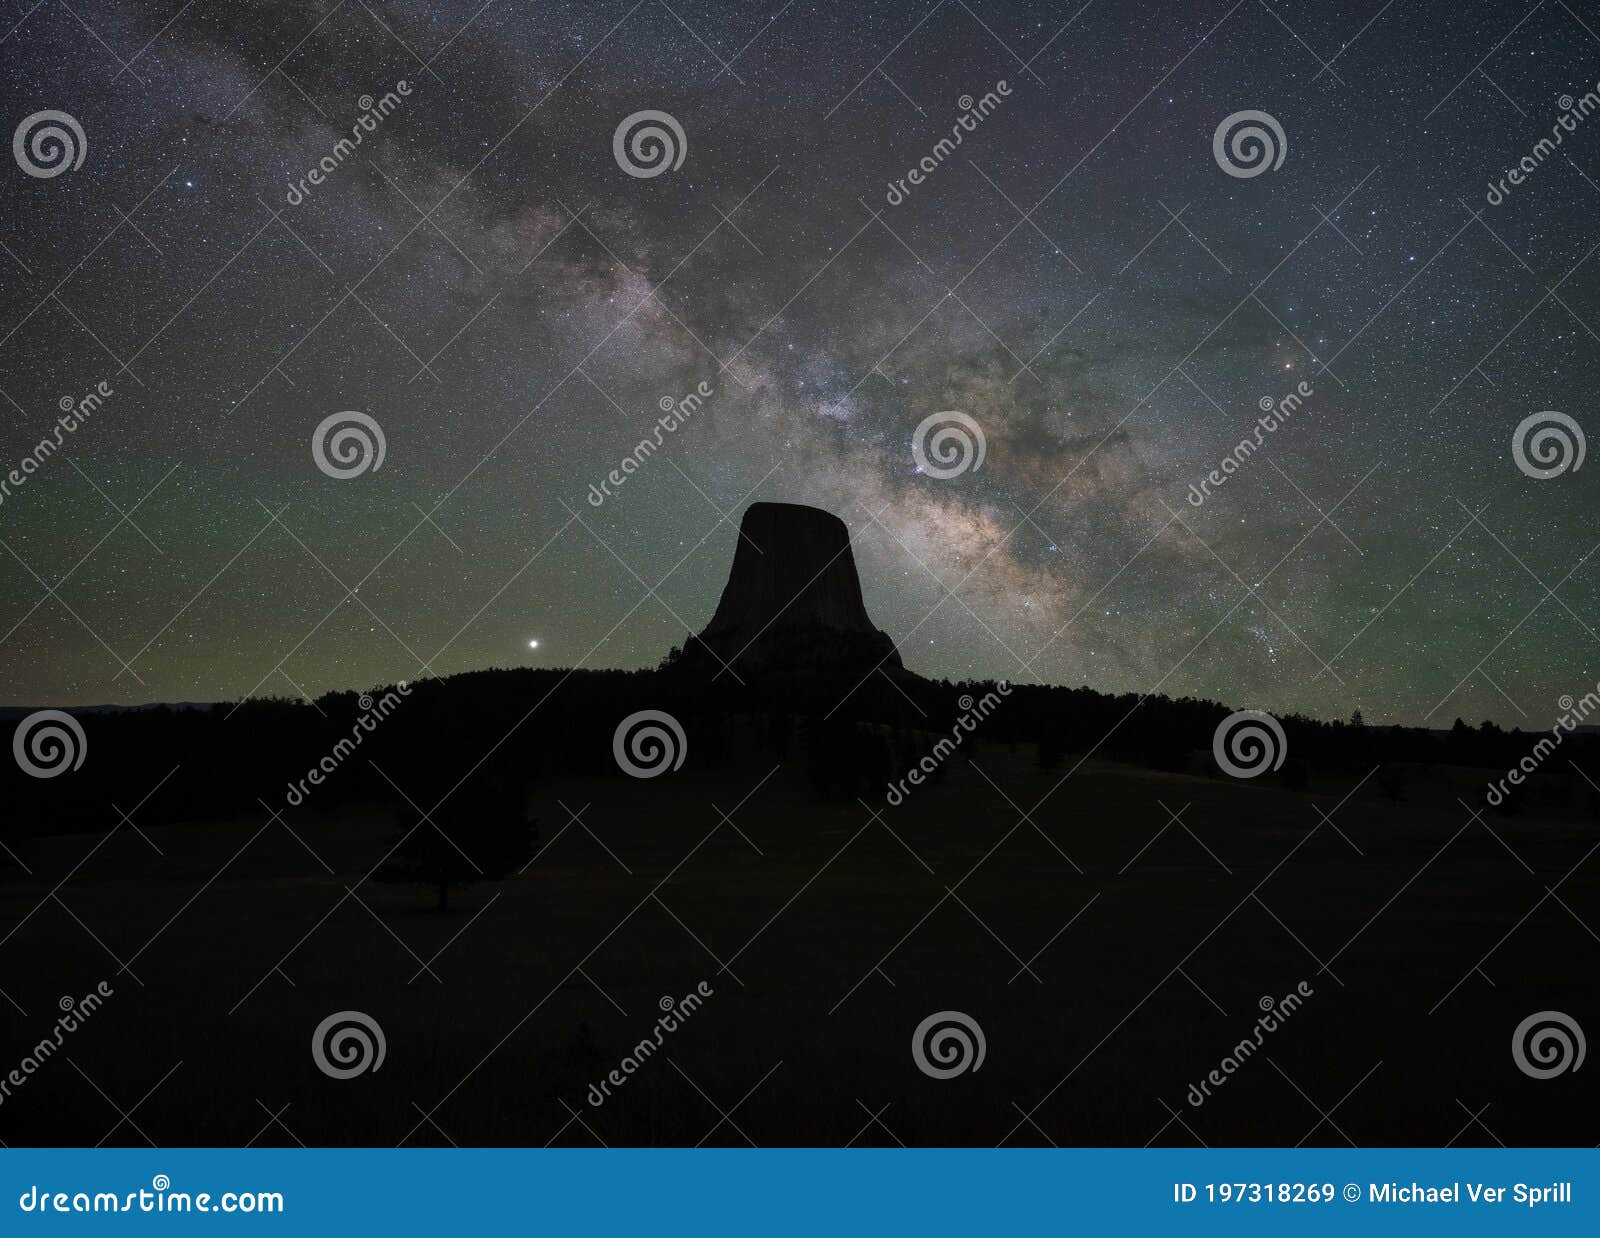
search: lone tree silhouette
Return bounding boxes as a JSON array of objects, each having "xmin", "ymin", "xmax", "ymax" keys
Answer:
[{"xmin": 380, "ymin": 775, "xmax": 535, "ymax": 911}]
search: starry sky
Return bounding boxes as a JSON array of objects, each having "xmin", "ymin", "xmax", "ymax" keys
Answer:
[{"xmin": 1, "ymin": 0, "xmax": 1597, "ymax": 727}]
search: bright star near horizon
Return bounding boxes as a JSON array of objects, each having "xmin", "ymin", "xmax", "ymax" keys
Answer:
[{"xmin": 8, "ymin": 0, "xmax": 1588, "ymax": 733}]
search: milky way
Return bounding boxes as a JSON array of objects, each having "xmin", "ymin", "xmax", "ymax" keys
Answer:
[{"xmin": 2, "ymin": 0, "xmax": 1597, "ymax": 727}]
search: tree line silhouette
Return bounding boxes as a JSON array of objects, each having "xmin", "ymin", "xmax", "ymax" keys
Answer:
[{"xmin": 4, "ymin": 665, "xmax": 1597, "ymax": 900}]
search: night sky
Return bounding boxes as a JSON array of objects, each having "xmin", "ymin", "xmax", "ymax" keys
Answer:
[{"xmin": 2, "ymin": 0, "xmax": 1597, "ymax": 727}]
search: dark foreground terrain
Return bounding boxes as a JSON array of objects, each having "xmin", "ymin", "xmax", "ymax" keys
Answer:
[{"xmin": 1, "ymin": 731, "xmax": 1595, "ymax": 1147}]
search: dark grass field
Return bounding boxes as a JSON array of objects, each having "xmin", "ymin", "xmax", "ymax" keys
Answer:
[{"xmin": 1, "ymin": 746, "xmax": 1595, "ymax": 1147}]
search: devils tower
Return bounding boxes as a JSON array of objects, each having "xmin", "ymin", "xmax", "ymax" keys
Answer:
[{"xmin": 673, "ymin": 502, "xmax": 902, "ymax": 678}]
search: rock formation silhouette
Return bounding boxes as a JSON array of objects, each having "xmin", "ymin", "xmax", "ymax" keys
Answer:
[{"xmin": 672, "ymin": 502, "xmax": 902, "ymax": 678}]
